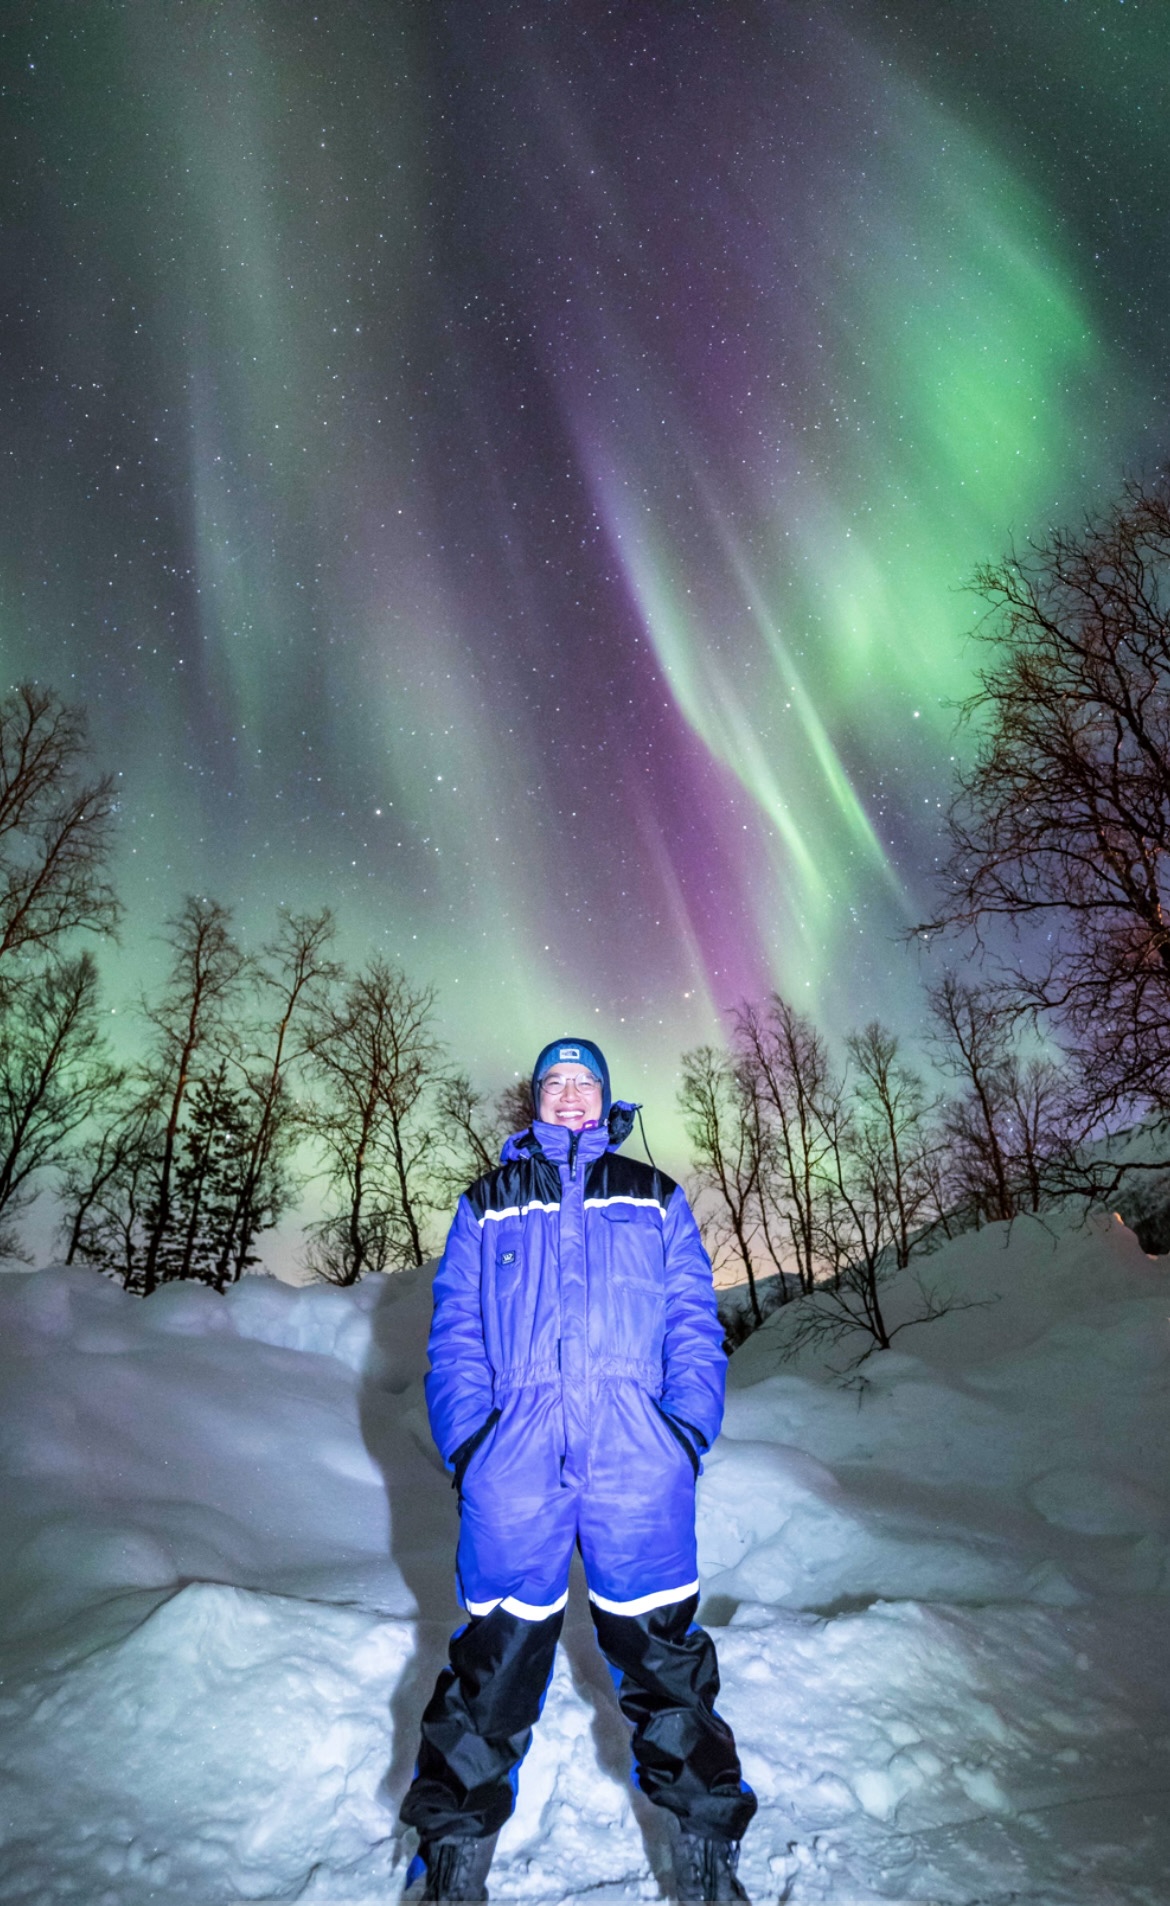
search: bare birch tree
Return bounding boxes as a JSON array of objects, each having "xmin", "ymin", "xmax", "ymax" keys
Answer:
[
  {"xmin": 138, "ymin": 898, "xmax": 247, "ymax": 1293},
  {"xmin": 845, "ymin": 1022, "xmax": 940, "ymax": 1269},
  {"xmin": 304, "ymin": 960, "xmax": 446, "ymax": 1282},
  {"xmin": 924, "ymin": 481, "xmax": 1170, "ymax": 1125},
  {"xmin": 735, "ymin": 996, "xmax": 839, "ymax": 1295},
  {"xmin": 59, "ymin": 1084, "xmax": 164, "ymax": 1274},
  {"xmin": 208, "ymin": 909, "xmax": 340, "ymax": 1287},
  {"xmin": 679, "ymin": 1044, "xmax": 772, "ymax": 1328},
  {"xmin": 0, "ymin": 683, "xmax": 121, "ymax": 1256},
  {"xmin": 926, "ymin": 974, "xmax": 1080, "ymax": 1223},
  {"xmin": 434, "ymin": 1074, "xmax": 537, "ymax": 1204},
  {"xmin": 0, "ymin": 683, "xmax": 120, "ymax": 975},
  {"xmin": 0, "ymin": 954, "xmax": 122, "ymax": 1256}
]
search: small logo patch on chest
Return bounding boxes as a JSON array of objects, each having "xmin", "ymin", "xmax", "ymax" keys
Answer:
[{"xmin": 500, "ymin": 1249, "xmax": 517, "ymax": 1265}]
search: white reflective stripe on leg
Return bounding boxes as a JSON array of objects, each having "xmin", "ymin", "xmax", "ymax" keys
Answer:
[
  {"xmin": 464, "ymin": 1589, "xmax": 570, "ymax": 1621},
  {"xmin": 587, "ymin": 1579, "xmax": 699, "ymax": 1617}
]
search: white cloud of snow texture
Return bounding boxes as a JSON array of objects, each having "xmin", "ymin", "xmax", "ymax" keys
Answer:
[{"xmin": 0, "ymin": 1212, "xmax": 1168, "ymax": 1903}]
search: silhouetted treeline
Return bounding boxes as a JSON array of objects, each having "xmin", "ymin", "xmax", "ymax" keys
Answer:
[
  {"xmin": 680, "ymin": 979, "xmax": 1083, "ymax": 1357},
  {"xmin": 0, "ymin": 682, "xmax": 528, "ymax": 1287},
  {"xmin": 56, "ymin": 902, "xmax": 531, "ymax": 1293},
  {"xmin": 686, "ymin": 479, "xmax": 1170, "ymax": 1355}
]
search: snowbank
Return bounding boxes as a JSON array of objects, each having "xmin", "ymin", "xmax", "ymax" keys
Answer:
[{"xmin": 0, "ymin": 1212, "xmax": 1167, "ymax": 1902}]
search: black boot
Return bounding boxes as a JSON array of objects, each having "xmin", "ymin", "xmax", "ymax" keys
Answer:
[
  {"xmin": 410, "ymin": 1834, "xmax": 495, "ymax": 1902},
  {"xmin": 672, "ymin": 1830, "xmax": 750, "ymax": 1904}
]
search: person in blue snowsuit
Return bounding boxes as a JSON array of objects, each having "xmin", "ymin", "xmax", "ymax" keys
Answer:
[{"xmin": 401, "ymin": 1039, "xmax": 756, "ymax": 1903}]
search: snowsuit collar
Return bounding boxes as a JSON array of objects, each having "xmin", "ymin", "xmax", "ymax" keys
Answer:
[
  {"xmin": 499, "ymin": 1101, "xmax": 636, "ymax": 1165},
  {"xmin": 527, "ymin": 1119, "xmax": 612, "ymax": 1168}
]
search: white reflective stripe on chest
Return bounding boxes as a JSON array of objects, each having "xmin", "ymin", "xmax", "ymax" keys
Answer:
[
  {"xmin": 583, "ymin": 1194, "xmax": 669, "ymax": 1218},
  {"xmin": 477, "ymin": 1201, "xmax": 561, "ymax": 1226}
]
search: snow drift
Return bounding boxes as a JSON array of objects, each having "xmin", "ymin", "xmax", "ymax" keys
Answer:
[{"xmin": 0, "ymin": 1211, "xmax": 1168, "ymax": 1903}]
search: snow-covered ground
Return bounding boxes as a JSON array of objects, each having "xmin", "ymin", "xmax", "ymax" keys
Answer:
[{"xmin": 1, "ymin": 1211, "xmax": 1168, "ymax": 1904}]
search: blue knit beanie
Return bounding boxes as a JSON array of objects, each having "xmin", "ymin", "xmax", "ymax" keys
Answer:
[{"xmin": 532, "ymin": 1038, "xmax": 612, "ymax": 1118}]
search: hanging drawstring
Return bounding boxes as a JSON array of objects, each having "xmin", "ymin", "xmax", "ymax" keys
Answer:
[{"xmin": 636, "ymin": 1104, "xmax": 657, "ymax": 1170}]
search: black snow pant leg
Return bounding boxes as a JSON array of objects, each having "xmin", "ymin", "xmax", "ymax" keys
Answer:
[
  {"xmin": 399, "ymin": 1604, "xmax": 565, "ymax": 1842},
  {"xmin": 590, "ymin": 1593, "xmax": 757, "ymax": 1841}
]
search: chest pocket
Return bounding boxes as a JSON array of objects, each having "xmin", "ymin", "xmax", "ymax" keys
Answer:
[
  {"xmin": 600, "ymin": 1205, "xmax": 664, "ymax": 1288},
  {"xmin": 486, "ymin": 1221, "xmax": 523, "ymax": 1285}
]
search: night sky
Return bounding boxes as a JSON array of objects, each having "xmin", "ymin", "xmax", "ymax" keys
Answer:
[{"xmin": 2, "ymin": 1, "xmax": 1167, "ymax": 1150}]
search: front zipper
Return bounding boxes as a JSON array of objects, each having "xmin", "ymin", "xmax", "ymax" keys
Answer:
[{"xmin": 562, "ymin": 1136, "xmax": 579, "ymax": 1478}]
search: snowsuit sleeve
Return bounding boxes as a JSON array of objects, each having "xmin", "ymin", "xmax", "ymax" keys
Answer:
[
  {"xmin": 659, "ymin": 1185, "xmax": 726, "ymax": 1454},
  {"xmin": 424, "ymin": 1194, "xmax": 496, "ymax": 1470}
]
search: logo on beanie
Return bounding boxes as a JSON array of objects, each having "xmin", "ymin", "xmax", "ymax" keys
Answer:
[{"xmin": 558, "ymin": 1046, "xmax": 581, "ymax": 1060}]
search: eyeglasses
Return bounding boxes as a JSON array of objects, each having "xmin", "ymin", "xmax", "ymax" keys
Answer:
[{"xmin": 540, "ymin": 1073, "xmax": 601, "ymax": 1097}]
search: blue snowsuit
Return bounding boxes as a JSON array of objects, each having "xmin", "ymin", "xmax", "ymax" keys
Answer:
[{"xmin": 401, "ymin": 1108, "xmax": 756, "ymax": 1845}]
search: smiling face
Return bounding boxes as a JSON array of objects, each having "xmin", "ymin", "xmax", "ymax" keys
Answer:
[{"xmin": 537, "ymin": 1065, "xmax": 604, "ymax": 1129}]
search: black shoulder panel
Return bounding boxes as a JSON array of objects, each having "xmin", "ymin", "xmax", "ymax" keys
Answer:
[
  {"xmin": 463, "ymin": 1154, "xmax": 563, "ymax": 1219},
  {"xmin": 584, "ymin": 1150, "xmax": 680, "ymax": 1208}
]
